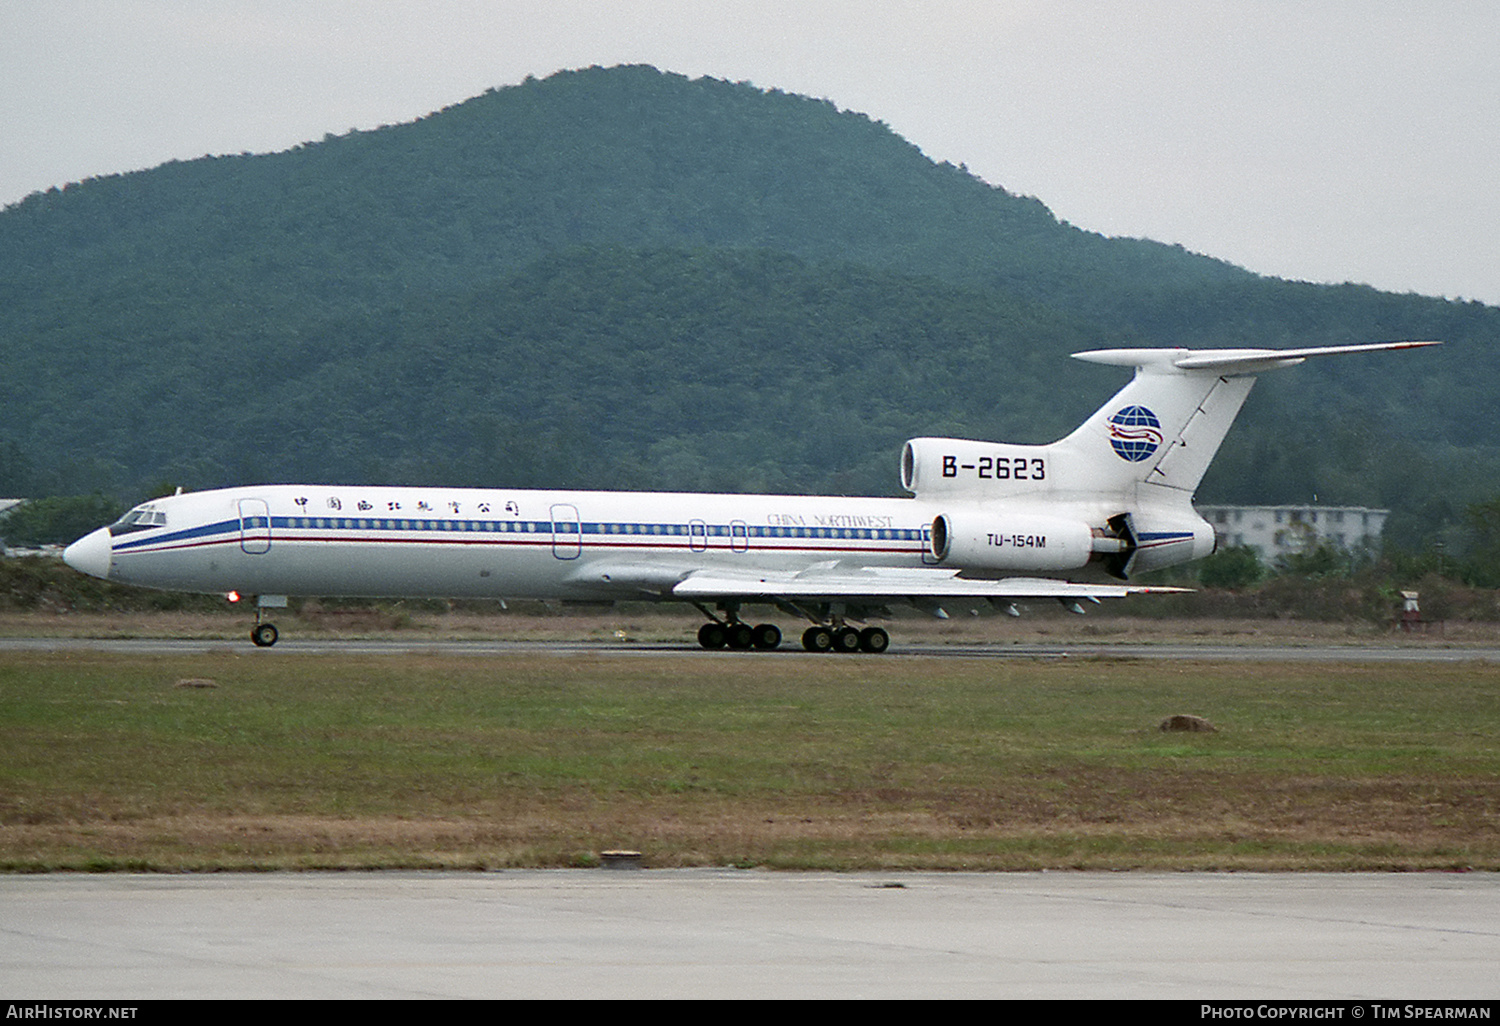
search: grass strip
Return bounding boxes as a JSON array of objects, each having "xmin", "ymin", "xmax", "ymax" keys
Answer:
[{"xmin": 0, "ymin": 652, "xmax": 1494, "ymax": 870}]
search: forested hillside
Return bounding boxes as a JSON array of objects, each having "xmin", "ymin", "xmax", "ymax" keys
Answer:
[{"xmin": 0, "ymin": 64, "xmax": 1495, "ymax": 551}]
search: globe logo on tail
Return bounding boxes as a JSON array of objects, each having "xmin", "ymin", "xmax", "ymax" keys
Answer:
[{"xmin": 1107, "ymin": 406, "xmax": 1163, "ymax": 462}]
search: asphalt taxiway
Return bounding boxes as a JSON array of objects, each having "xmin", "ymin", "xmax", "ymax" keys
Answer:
[{"xmin": 3, "ymin": 871, "xmax": 1496, "ymax": 999}]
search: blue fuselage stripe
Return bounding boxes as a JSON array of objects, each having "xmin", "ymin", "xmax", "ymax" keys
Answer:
[{"xmin": 111, "ymin": 517, "xmax": 929, "ymax": 556}]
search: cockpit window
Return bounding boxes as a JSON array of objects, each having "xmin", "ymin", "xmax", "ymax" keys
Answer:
[{"xmin": 107, "ymin": 506, "xmax": 167, "ymax": 535}]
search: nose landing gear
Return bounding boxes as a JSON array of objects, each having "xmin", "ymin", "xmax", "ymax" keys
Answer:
[{"xmin": 247, "ymin": 594, "xmax": 288, "ymax": 647}]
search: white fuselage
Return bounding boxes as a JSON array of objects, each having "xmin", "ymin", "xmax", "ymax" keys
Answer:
[{"xmin": 96, "ymin": 484, "xmax": 954, "ymax": 601}]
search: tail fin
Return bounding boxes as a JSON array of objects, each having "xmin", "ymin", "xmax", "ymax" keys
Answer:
[{"xmin": 1056, "ymin": 341, "xmax": 1440, "ymax": 498}]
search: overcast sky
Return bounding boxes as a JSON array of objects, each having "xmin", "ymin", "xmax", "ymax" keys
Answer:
[{"xmin": 4, "ymin": 1, "xmax": 1497, "ymax": 304}]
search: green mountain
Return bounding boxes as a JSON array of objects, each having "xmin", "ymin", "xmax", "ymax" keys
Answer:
[{"xmin": 0, "ymin": 64, "xmax": 1494, "ymax": 549}]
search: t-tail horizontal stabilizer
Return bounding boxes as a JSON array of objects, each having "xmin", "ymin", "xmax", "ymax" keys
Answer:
[{"xmin": 1073, "ymin": 340, "xmax": 1442, "ymax": 374}]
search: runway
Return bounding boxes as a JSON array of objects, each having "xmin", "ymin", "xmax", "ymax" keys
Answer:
[
  {"xmin": 2, "ymin": 636, "xmax": 1498, "ymax": 662},
  {"xmin": 2, "ymin": 870, "xmax": 1496, "ymax": 999}
]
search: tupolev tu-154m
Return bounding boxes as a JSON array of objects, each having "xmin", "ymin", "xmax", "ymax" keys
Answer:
[{"xmin": 64, "ymin": 341, "xmax": 1438, "ymax": 652}]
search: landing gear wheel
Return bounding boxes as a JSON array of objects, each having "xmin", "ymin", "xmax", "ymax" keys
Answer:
[
  {"xmin": 858, "ymin": 626, "xmax": 890, "ymax": 654},
  {"xmin": 832, "ymin": 626, "xmax": 862, "ymax": 653},
  {"xmin": 698, "ymin": 622, "xmax": 727, "ymax": 649},
  {"xmin": 802, "ymin": 626, "xmax": 833, "ymax": 652},
  {"xmin": 251, "ymin": 623, "xmax": 279, "ymax": 648},
  {"xmin": 751, "ymin": 623, "xmax": 782, "ymax": 650},
  {"xmin": 725, "ymin": 622, "xmax": 756, "ymax": 650}
]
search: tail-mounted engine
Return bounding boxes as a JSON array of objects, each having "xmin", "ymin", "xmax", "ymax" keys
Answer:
[
  {"xmin": 928, "ymin": 511, "xmax": 1094, "ymax": 572},
  {"xmin": 902, "ymin": 437, "xmax": 1051, "ymax": 498},
  {"xmin": 924, "ymin": 510, "xmax": 1158, "ymax": 576},
  {"xmin": 926, "ymin": 510, "xmax": 1204, "ymax": 579}
]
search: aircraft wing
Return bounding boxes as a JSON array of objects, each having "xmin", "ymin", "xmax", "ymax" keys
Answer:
[{"xmin": 668, "ymin": 566, "xmax": 1186, "ymax": 602}]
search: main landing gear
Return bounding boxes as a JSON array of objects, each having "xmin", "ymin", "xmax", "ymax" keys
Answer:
[
  {"xmin": 799, "ymin": 624, "xmax": 889, "ymax": 654},
  {"xmin": 697, "ymin": 620, "xmax": 782, "ymax": 651},
  {"xmin": 694, "ymin": 602, "xmax": 889, "ymax": 654}
]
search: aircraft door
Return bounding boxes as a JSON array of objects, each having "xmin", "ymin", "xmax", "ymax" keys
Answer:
[
  {"xmin": 551, "ymin": 504, "xmax": 581, "ymax": 560},
  {"xmin": 688, "ymin": 520, "xmax": 708, "ymax": 552},
  {"xmin": 238, "ymin": 499, "xmax": 272, "ymax": 554},
  {"xmin": 730, "ymin": 520, "xmax": 749, "ymax": 553},
  {"xmin": 920, "ymin": 522, "xmax": 939, "ymax": 564}
]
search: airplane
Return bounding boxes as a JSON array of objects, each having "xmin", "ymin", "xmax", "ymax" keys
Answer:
[{"xmin": 63, "ymin": 341, "xmax": 1438, "ymax": 652}]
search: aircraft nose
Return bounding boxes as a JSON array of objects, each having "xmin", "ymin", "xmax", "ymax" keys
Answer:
[{"xmin": 63, "ymin": 527, "xmax": 113, "ymax": 580}]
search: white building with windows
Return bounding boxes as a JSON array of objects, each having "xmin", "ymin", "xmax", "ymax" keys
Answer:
[
  {"xmin": 1195, "ymin": 504, "xmax": 1388, "ymax": 561},
  {"xmin": 0, "ymin": 499, "xmax": 22, "ymax": 556}
]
